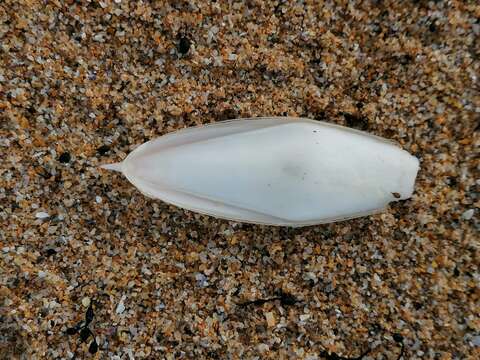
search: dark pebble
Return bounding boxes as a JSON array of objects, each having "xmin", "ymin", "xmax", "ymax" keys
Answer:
[
  {"xmin": 46, "ymin": 248, "xmax": 57, "ymax": 256},
  {"xmin": 393, "ymin": 333, "xmax": 404, "ymax": 343},
  {"xmin": 79, "ymin": 327, "xmax": 90, "ymax": 342},
  {"xmin": 58, "ymin": 152, "xmax": 71, "ymax": 163},
  {"xmin": 88, "ymin": 340, "xmax": 98, "ymax": 354},
  {"xmin": 97, "ymin": 145, "xmax": 110, "ymax": 155},
  {"xmin": 177, "ymin": 37, "xmax": 190, "ymax": 55}
]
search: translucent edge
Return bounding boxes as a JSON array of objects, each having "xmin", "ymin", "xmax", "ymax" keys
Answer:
[{"xmin": 99, "ymin": 162, "xmax": 123, "ymax": 172}]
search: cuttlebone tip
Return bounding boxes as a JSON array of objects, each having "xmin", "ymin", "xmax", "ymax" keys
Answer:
[{"xmin": 99, "ymin": 162, "xmax": 123, "ymax": 172}]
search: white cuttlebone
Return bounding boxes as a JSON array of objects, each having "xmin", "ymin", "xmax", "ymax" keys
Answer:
[{"xmin": 101, "ymin": 117, "xmax": 419, "ymax": 227}]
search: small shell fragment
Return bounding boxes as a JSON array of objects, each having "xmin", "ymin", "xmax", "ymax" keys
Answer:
[
  {"xmin": 101, "ymin": 117, "xmax": 419, "ymax": 227},
  {"xmin": 35, "ymin": 211, "xmax": 50, "ymax": 219},
  {"xmin": 461, "ymin": 209, "xmax": 474, "ymax": 220}
]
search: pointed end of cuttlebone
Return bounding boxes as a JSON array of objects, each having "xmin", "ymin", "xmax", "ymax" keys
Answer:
[{"xmin": 99, "ymin": 162, "xmax": 123, "ymax": 172}]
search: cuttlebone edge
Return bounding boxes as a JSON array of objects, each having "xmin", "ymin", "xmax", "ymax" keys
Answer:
[
  {"xmin": 124, "ymin": 117, "xmax": 296, "ymax": 159},
  {"xmin": 98, "ymin": 119, "xmax": 280, "ymax": 171},
  {"xmin": 124, "ymin": 173, "xmax": 389, "ymax": 227},
  {"xmin": 100, "ymin": 116, "xmax": 402, "ymax": 171},
  {"xmin": 128, "ymin": 117, "xmax": 401, "ymax": 158},
  {"xmin": 127, "ymin": 175, "xmax": 291, "ymax": 224}
]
